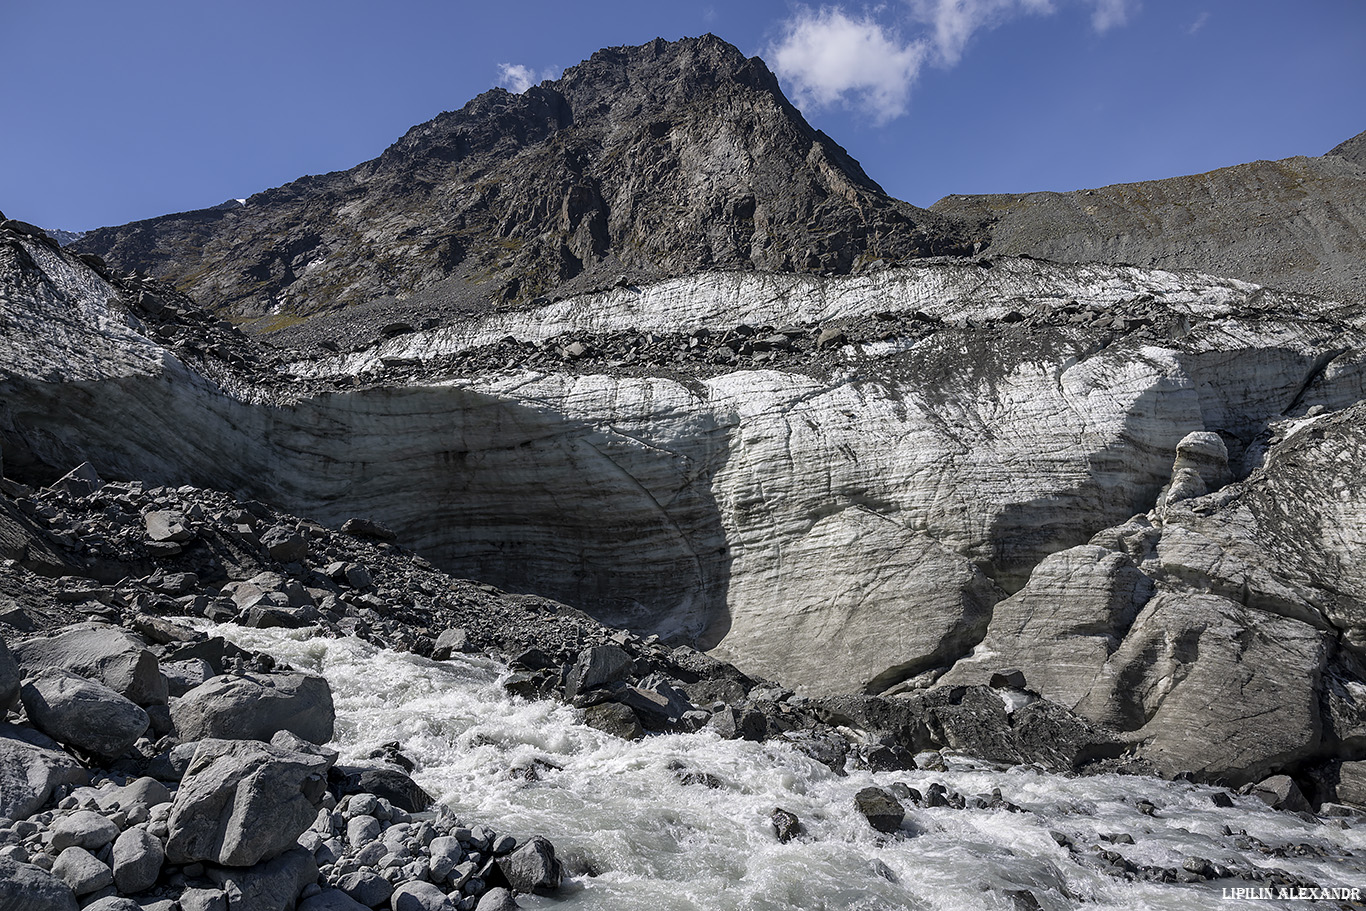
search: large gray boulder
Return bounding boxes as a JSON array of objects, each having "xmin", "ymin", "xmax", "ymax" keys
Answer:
[
  {"xmin": 166, "ymin": 739, "xmax": 330, "ymax": 866},
  {"xmin": 20, "ymin": 668, "xmax": 149, "ymax": 760},
  {"xmin": 0, "ymin": 722, "xmax": 88, "ymax": 819},
  {"xmin": 497, "ymin": 835, "xmax": 562, "ymax": 895},
  {"xmin": 0, "ymin": 856, "xmax": 79, "ymax": 911},
  {"xmin": 12, "ymin": 623, "xmax": 167, "ymax": 706},
  {"xmin": 50, "ymin": 845, "xmax": 112, "ymax": 895},
  {"xmin": 171, "ymin": 672, "xmax": 334, "ymax": 744}
]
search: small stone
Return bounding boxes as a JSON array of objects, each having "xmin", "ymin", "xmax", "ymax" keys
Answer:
[
  {"xmin": 770, "ymin": 808, "xmax": 802, "ymax": 843},
  {"xmin": 815, "ymin": 327, "xmax": 847, "ymax": 349}
]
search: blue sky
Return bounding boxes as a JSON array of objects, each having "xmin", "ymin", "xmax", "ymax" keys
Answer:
[{"xmin": 2, "ymin": 0, "xmax": 1363, "ymax": 232}]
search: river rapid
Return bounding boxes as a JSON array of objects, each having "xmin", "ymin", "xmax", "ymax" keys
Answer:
[{"xmin": 218, "ymin": 626, "xmax": 1366, "ymax": 911}]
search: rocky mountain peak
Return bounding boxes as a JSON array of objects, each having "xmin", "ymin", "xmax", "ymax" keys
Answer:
[
  {"xmin": 1327, "ymin": 127, "xmax": 1366, "ymax": 168},
  {"xmin": 74, "ymin": 35, "xmax": 973, "ymax": 336}
]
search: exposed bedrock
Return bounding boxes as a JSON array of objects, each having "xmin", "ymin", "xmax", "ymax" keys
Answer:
[{"xmin": 4, "ymin": 234, "xmax": 1366, "ymax": 711}]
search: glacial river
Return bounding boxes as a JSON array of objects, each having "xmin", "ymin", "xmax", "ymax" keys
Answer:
[{"xmin": 219, "ymin": 626, "xmax": 1366, "ymax": 911}]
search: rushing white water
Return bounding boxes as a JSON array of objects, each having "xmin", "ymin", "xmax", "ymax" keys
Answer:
[{"xmin": 217, "ymin": 626, "xmax": 1366, "ymax": 911}]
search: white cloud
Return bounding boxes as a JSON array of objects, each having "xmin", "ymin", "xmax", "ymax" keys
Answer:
[
  {"xmin": 496, "ymin": 63, "xmax": 556, "ymax": 94},
  {"xmin": 769, "ymin": 7, "xmax": 929, "ymax": 123},
  {"xmin": 1089, "ymin": 0, "xmax": 1132, "ymax": 33},
  {"xmin": 907, "ymin": 0, "xmax": 1056, "ymax": 66},
  {"xmin": 769, "ymin": 0, "xmax": 1136, "ymax": 122},
  {"xmin": 1188, "ymin": 10, "xmax": 1210, "ymax": 35}
]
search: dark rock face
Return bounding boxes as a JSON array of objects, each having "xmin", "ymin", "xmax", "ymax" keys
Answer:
[
  {"xmin": 933, "ymin": 132, "xmax": 1366, "ymax": 303},
  {"xmin": 74, "ymin": 35, "xmax": 972, "ymax": 337}
]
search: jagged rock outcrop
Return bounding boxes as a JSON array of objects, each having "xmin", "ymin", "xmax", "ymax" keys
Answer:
[
  {"xmin": 932, "ymin": 129, "xmax": 1366, "ymax": 304},
  {"xmin": 72, "ymin": 35, "xmax": 971, "ymax": 335}
]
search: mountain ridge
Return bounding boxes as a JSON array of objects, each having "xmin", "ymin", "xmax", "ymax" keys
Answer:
[
  {"xmin": 932, "ymin": 130, "xmax": 1366, "ymax": 303},
  {"xmin": 73, "ymin": 35, "xmax": 974, "ymax": 336}
]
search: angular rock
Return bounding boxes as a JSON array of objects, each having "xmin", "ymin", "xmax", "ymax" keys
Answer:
[
  {"xmin": 260, "ymin": 525, "xmax": 309, "ymax": 562},
  {"xmin": 171, "ymin": 671, "xmax": 335, "ymax": 744},
  {"xmin": 0, "ymin": 723, "xmax": 87, "ymax": 820},
  {"xmin": 431, "ymin": 628, "xmax": 469, "ymax": 660},
  {"xmin": 166, "ymin": 739, "xmax": 330, "ymax": 866},
  {"xmin": 497, "ymin": 835, "xmax": 562, "ymax": 894},
  {"xmin": 333, "ymin": 766, "xmax": 431, "ymax": 813},
  {"xmin": 205, "ymin": 846, "xmax": 317, "ymax": 911},
  {"xmin": 162, "ymin": 658, "xmax": 214, "ymax": 697},
  {"xmin": 12, "ymin": 623, "xmax": 167, "ymax": 706},
  {"xmin": 565, "ymin": 645, "xmax": 632, "ymax": 699},
  {"xmin": 0, "ymin": 856, "xmax": 79, "ymax": 911},
  {"xmin": 20, "ymin": 668, "xmax": 149, "ymax": 760},
  {"xmin": 1251, "ymin": 775, "xmax": 1313, "ymax": 814},
  {"xmin": 854, "ymin": 787, "xmax": 905, "ymax": 833},
  {"xmin": 144, "ymin": 510, "xmax": 193, "ymax": 543},
  {"xmin": 112, "ymin": 826, "xmax": 164, "ymax": 893},
  {"xmin": 611, "ymin": 675, "xmax": 694, "ymax": 728}
]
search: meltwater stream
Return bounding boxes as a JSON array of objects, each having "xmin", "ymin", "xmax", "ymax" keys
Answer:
[{"xmin": 218, "ymin": 626, "xmax": 1366, "ymax": 910}]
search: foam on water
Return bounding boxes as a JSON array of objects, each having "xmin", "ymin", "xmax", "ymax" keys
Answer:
[{"xmin": 218, "ymin": 626, "xmax": 1366, "ymax": 910}]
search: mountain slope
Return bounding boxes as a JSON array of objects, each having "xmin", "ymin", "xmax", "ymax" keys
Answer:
[
  {"xmin": 932, "ymin": 130, "xmax": 1366, "ymax": 303},
  {"xmin": 74, "ymin": 35, "xmax": 974, "ymax": 334}
]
